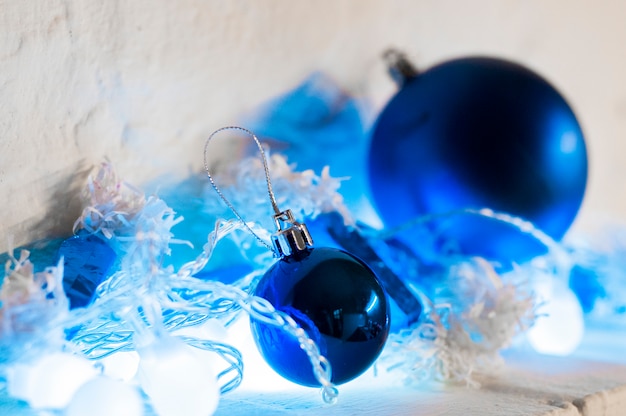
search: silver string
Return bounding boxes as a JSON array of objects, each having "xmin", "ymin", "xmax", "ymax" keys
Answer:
[
  {"xmin": 203, "ymin": 126, "xmax": 280, "ymax": 255},
  {"xmin": 202, "ymin": 128, "xmax": 339, "ymax": 402}
]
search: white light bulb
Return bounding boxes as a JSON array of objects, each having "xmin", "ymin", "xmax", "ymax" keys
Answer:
[
  {"xmin": 66, "ymin": 377, "xmax": 143, "ymax": 416},
  {"xmin": 225, "ymin": 316, "xmax": 302, "ymax": 393},
  {"xmin": 97, "ymin": 351, "xmax": 140, "ymax": 381},
  {"xmin": 137, "ymin": 333, "xmax": 220, "ymax": 416},
  {"xmin": 7, "ymin": 352, "xmax": 98, "ymax": 409},
  {"xmin": 528, "ymin": 280, "xmax": 584, "ymax": 356}
]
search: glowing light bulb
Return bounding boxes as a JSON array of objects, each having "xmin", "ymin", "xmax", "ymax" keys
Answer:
[
  {"xmin": 225, "ymin": 316, "xmax": 304, "ymax": 393},
  {"xmin": 66, "ymin": 377, "xmax": 142, "ymax": 416},
  {"xmin": 527, "ymin": 279, "xmax": 584, "ymax": 356},
  {"xmin": 137, "ymin": 332, "xmax": 220, "ymax": 416},
  {"xmin": 7, "ymin": 352, "xmax": 98, "ymax": 409},
  {"xmin": 97, "ymin": 351, "xmax": 140, "ymax": 382}
]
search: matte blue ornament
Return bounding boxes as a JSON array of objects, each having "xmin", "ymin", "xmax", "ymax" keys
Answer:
[
  {"xmin": 369, "ymin": 51, "xmax": 588, "ymax": 262},
  {"xmin": 57, "ymin": 230, "xmax": 117, "ymax": 309}
]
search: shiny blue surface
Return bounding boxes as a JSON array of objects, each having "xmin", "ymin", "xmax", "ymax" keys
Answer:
[
  {"xmin": 57, "ymin": 231, "xmax": 117, "ymax": 309},
  {"xmin": 250, "ymin": 247, "xmax": 390, "ymax": 386},
  {"xmin": 369, "ymin": 57, "xmax": 588, "ymax": 263},
  {"xmin": 306, "ymin": 212, "xmax": 422, "ymax": 331}
]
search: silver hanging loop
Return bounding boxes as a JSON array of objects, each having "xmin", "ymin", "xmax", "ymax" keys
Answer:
[{"xmin": 203, "ymin": 126, "xmax": 314, "ymax": 258}]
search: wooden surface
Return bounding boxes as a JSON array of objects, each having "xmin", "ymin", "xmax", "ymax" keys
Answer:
[
  {"xmin": 3, "ymin": 354, "xmax": 625, "ymax": 415},
  {"xmin": 209, "ymin": 318, "xmax": 626, "ymax": 416},
  {"xmin": 215, "ymin": 352, "xmax": 626, "ymax": 416}
]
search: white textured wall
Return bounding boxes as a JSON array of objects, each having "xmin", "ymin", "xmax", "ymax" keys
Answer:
[{"xmin": 1, "ymin": 0, "xmax": 625, "ymax": 252}]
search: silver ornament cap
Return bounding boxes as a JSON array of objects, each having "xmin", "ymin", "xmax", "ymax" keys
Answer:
[{"xmin": 272, "ymin": 209, "xmax": 314, "ymax": 257}]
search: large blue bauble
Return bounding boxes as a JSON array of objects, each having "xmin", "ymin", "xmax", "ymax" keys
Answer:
[
  {"xmin": 250, "ymin": 247, "xmax": 389, "ymax": 386},
  {"xmin": 369, "ymin": 57, "xmax": 588, "ymax": 262}
]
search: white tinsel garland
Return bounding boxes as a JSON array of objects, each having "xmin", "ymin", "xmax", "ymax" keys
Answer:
[
  {"xmin": 0, "ymin": 161, "xmax": 339, "ymax": 414},
  {"xmin": 73, "ymin": 161, "xmax": 146, "ymax": 239},
  {"xmin": 203, "ymin": 151, "xmax": 354, "ymax": 233},
  {"xmin": 0, "ymin": 250, "xmax": 66, "ymax": 340},
  {"xmin": 380, "ymin": 258, "xmax": 537, "ymax": 387}
]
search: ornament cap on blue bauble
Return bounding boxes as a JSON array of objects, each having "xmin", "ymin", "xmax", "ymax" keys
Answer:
[
  {"xmin": 369, "ymin": 50, "xmax": 588, "ymax": 263},
  {"xmin": 271, "ymin": 208, "xmax": 314, "ymax": 257},
  {"xmin": 204, "ymin": 126, "xmax": 391, "ymax": 388},
  {"xmin": 251, "ymin": 208, "xmax": 390, "ymax": 387}
]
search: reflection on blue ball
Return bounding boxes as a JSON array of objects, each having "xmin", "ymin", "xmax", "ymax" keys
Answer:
[
  {"xmin": 250, "ymin": 247, "xmax": 389, "ymax": 386},
  {"xmin": 369, "ymin": 57, "xmax": 588, "ymax": 262}
]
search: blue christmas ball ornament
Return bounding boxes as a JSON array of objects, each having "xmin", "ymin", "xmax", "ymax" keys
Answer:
[
  {"xmin": 204, "ymin": 126, "xmax": 390, "ymax": 388},
  {"xmin": 369, "ymin": 52, "xmax": 588, "ymax": 262},
  {"xmin": 250, "ymin": 211, "xmax": 390, "ymax": 387}
]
